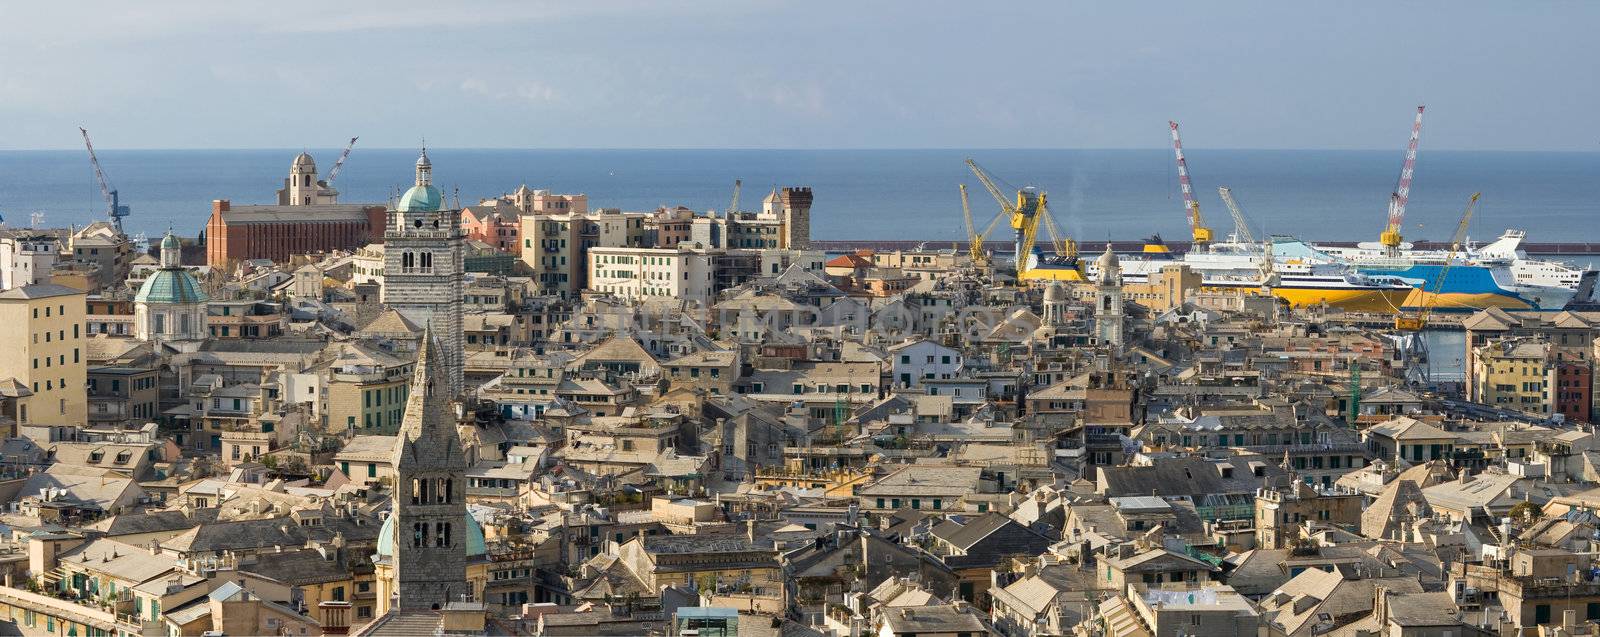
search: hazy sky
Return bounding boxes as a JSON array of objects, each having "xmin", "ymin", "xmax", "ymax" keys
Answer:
[{"xmin": 3, "ymin": 1, "xmax": 1594, "ymax": 151}]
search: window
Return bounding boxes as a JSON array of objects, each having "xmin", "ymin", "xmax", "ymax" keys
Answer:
[{"xmin": 367, "ymin": 464, "xmax": 377, "ymax": 478}]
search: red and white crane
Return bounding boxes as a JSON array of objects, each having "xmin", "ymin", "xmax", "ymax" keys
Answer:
[
  {"xmin": 1379, "ymin": 105, "xmax": 1424, "ymax": 255},
  {"xmin": 1169, "ymin": 121, "xmax": 1212, "ymax": 248}
]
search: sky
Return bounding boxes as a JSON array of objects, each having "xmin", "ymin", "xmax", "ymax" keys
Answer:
[{"xmin": 1, "ymin": 1, "xmax": 1595, "ymax": 151}]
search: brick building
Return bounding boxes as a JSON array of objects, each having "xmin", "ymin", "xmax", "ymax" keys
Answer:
[
  {"xmin": 203, "ymin": 154, "xmax": 386, "ymax": 268},
  {"xmin": 205, "ymin": 200, "xmax": 385, "ymax": 268}
]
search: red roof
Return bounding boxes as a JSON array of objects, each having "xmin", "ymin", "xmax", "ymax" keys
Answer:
[{"xmin": 826, "ymin": 254, "xmax": 873, "ymax": 268}]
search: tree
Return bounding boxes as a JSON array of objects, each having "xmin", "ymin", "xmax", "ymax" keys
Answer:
[{"xmin": 1510, "ymin": 501, "xmax": 1544, "ymax": 527}]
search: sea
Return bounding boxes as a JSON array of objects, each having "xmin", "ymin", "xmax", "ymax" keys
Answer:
[{"xmin": 0, "ymin": 148, "xmax": 1597, "ymax": 249}]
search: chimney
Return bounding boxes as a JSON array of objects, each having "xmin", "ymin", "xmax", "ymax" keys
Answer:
[
  {"xmin": 746, "ymin": 519, "xmax": 756, "ymax": 543},
  {"xmin": 1373, "ymin": 586, "xmax": 1388, "ymax": 625}
]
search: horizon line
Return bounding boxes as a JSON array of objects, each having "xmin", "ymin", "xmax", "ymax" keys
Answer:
[{"xmin": 1, "ymin": 146, "xmax": 1596, "ymax": 154}]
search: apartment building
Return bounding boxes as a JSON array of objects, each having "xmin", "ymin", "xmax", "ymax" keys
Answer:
[
  {"xmin": 0, "ymin": 284, "xmax": 87, "ymax": 426},
  {"xmin": 1471, "ymin": 338, "xmax": 1555, "ymax": 417},
  {"xmin": 587, "ymin": 246, "xmax": 717, "ymax": 304}
]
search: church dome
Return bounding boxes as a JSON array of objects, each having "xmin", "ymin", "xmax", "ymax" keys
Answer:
[
  {"xmin": 1043, "ymin": 282, "xmax": 1066, "ymax": 302},
  {"xmin": 293, "ymin": 152, "xmax": 316, "ymax": 170},
  {"xmin": 1095, "ymin": 244, "xmax": 1119, "ymax": 272},
  {"xmin": 135, "ymin": 268, "xmax": 208, "ymax": 305},
  {"xmin": 375, "ymin": 512, "xmax": 486, "ymax": 559},
  {"xmin": 161, "ymin": 233, "xmax": 180, "ymax": 251},
  {"xmin": 397, "ymin": 184, "xmax": 444, "ymax": 212}
]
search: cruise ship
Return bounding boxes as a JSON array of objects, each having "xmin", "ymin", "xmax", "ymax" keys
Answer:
[
  {"xmin": 1064, "ymin": 236, "xmax": 1416, "ymax": 312},
  {"xmin": 1304, "ymin": 230, "xmax": 1581, "ymax": 312}
]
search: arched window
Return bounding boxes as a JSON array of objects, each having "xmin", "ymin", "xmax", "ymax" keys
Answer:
[
  {"xmin": 420, "ymin": 252, "xmax": 433, "ymax": 272},
  {"xmin": 412, "ymin": 522, "xmax": 427, "ymax": 548},
  {"xmin": 303, "ymin": 174, "xmax": 311, "ymax": 187},
  {"xmin": 402, "ymin": 251, "xmax": 415, "ymax": 270}
]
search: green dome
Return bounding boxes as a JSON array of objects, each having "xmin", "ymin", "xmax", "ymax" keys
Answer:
[
  {"xmin": 397, "ymin": 184, "xmax": 444, "ymax": 212},
  {"xmin": 376, "ymin": 512, "xmax": 486, "ymax": 559},
  {"xmin": 135, "ymin": 269, "xmax": 208, "ymax": 305}
]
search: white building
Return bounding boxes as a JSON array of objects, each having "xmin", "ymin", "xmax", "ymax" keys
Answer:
[
  {"xmin": 0, "ymin": 234, "xmax": 60, "ymax": 290},
  {"xmin": 588, "ymin": 246, "xmax": 716, "ymax": 305},
  {"xmin": 886, "ymin": 338, "xmax": 963, "ymax": 388}
]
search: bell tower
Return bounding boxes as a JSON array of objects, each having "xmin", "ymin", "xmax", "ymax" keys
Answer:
[
  {"xmin": 382, "ymin": 148, "xmax": 464, "ymax": 397},
  {"xmin": 1094, "ymin": 245, "xmax": 1124, "ymax": 348},
  {"xmin": 391, "ymin": 330, "xmax": 468, "ymax": 610},
  {"xmin": 288, "ymin": 152, "xmax": 317, "ymax": 205}
]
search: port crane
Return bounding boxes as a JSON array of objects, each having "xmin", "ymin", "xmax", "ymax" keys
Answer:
[
  {"xmin": 1394, "ymin": 191, "xmax": 1478, "ymax": 331},
  {"xmin": 964, "ymin": 159, "xmax": 1076, "ymax": 278},
  {"xmin": 325, "ymin": 137, "xmax": 358, "ymax": 185},
  {"xmin": 727, "ymin": 179, "xmax": 742, "ymax": 215},
  {"xmin": 1216, "ymin": 187, "xmax": 1257, "ymax": 246},
  {"xmin": 79, "ymin": 127, "xmax": 129, "ymax": 233},
  {"xmin": 958, "ymin": 183, "xmax": 1017, "ymax": 268},
  {"xmin": 1379, "ymin": 106, "xmax": 1425, "ymax": 256},
  {"xmin": 1168, "ymin": 121, "xmax": 1213, "ymax": 248}
]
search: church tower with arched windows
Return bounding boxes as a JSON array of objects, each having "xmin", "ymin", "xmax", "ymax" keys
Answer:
[
  {"xmin": 277, "ymin": 152, "xmax": 340, "ymax": 205},
  {"xmin": 1093, "ymin": 244, "xmax": 1125, "ymax": 348},
  {"xmin": 390, "ymin": 330, "xmax": 469, "ymax": 609},
  {"xmin": 381, "ymin": 148, "xmax": 464, "ymax": 396}
]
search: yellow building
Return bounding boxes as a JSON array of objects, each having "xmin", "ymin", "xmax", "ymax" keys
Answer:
[
  {"xmin": 323, "ymin": 343, "xmax": 413, "ymax": 435},
  {"xmin": 1066, "ymin": 263, "xmax": 1204, "ymax": 313},
  {"xmin": 1471, "ymin": 338, "xmax": 1555, "ymax": 417},
  {"xmin": 0, "ymin": 284, "xmax": 88, "ymax": 426}
]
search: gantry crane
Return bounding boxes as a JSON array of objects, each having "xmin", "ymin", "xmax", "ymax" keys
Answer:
[
  {"xmin": 325, "ymin": 137, "xmax": 358, "ymax": 185},
  {"xmin": 1379, "ymin": 106, "xmax": 1425, "ymax": 256},
  {"xmin": 79, "ymin": 127, "xmax": 129, "ymax": 233},
  {"xmin": 1169, "ymin": 121, "xmax": 1213, "ymax": 248},
  {"xmin": 965, "ymin": 159, "xmax": 1074, "ymax": 278},
  {"xmin": 1216, "ymin": 186, "xmax": 1257, "ymax": 245},
  {"xmin": 1395, "ymin": 192, "xmax": 1478, "ymax": 331},
  {"xmin": 727, "ymin": 179, "xmax": 742, "ymax": 215}
]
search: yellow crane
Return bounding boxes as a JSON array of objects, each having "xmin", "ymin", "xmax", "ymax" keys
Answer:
[
  {"xmin": 1395, "ymin": 192, "xmax": 1479, "ymax": 331},
  {"xmin": 965, "ymin": 159, "xmax": 1076, "ymax": 279},
  {"xmin": 958, "ymin": 183, "xmax": 1005, "ymax": 265}
]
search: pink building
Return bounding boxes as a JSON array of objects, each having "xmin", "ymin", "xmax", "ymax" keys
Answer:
[{"xmin": 465, "ymin": 185, "xmax": 590, "ymax": 255}]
